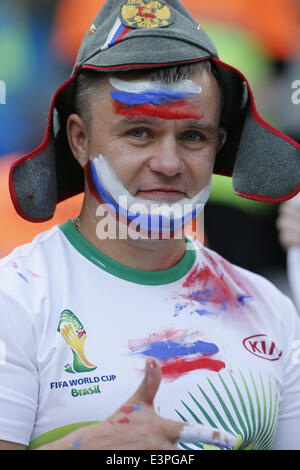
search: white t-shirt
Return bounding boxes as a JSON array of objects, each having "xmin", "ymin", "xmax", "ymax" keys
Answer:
[{"xmin": 0, "ymin": 220, "xmax": 300, "ymax": 450}]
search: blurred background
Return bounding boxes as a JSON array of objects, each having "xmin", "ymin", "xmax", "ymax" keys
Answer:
[{"xmin": 0, "ymin": 0, "xmax": 300, "ymax": 308}]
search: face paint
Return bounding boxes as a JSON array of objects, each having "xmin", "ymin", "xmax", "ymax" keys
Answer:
[
  {"xmin": 89, "ymin": 154, "xmax": 211, "ymax": 237},
  {"xmin": 72, "ymin": 435, "xmax": 84, "ymax": 450},
  {"xmin": 109, "ymin": 78, "xmax": 203, "ymax": 120},
  {"xmin": 110, "ymin": 78, "xmax": 202, "ymax": 95},
  {"xmin": 179, "ymin": 423, "xmax": 237, "ymax": 448},
  {"xmin": 117, "ymin": 417, "xmax": 130, "ymax": 424}
]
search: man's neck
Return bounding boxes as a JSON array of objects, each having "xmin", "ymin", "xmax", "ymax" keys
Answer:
[{"xmin": 74, "ymin": 195, "xmax": 187, "ymax": 272}]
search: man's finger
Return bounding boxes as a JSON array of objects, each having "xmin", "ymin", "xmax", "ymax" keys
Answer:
[
  {"xmin": 180, "ymin": 423, "xmax": 237, "ymax": 447},
  {"xmin": 166, "ymin": 420, "xmax": 238, "ymax": 448},
  {"xmin": 125, "ymin": 357, "xmax": 162, "ymax": 408}
]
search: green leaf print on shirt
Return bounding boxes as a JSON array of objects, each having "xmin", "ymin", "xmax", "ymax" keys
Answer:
[{"xmin": 175, "ymin": 369, "xmax": 281, "ymax": 450}]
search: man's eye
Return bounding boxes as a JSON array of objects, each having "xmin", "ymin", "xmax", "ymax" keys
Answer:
[
  {"xmin": 129, "ymin": 129, "xmax": 149, "ymax": 138},
  {"xmin": 183, "ymin": 132, "xmax": 203, "ymax": 142}
]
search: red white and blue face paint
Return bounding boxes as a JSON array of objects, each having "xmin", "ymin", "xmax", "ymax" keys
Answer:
[
  {"xmin": 86, "ymin": 78, "xmax": 210, "ymax": 238},
  {"xmin": 109, "ymin": 77, "xmax": 203, "ymax": 120},
  {"xmin": 88, "ymin": 154, "xmax": 211, "ymax": 238}
]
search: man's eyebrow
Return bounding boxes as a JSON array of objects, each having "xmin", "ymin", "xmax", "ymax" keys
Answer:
[
  {"xmin": 111, "ymin": 116, "xmax": 162, "ymax": 131},
  {"xmin": 183, "ymin": 120, "xmax": 218, "ymax": 134},
  {"xmin": 124, "ymin": 116, "xmax": 161, "ymax": 125},
  {"xmin": 111, "ymin": 117, "xmax": 218, "ymax": 134}
]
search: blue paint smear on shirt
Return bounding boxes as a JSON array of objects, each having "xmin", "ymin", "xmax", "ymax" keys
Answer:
[
  {"xmin": 174, "ymin": 304, "xmax": 185, "ymax": 317},
  {"xmin": 237, "ymin": 295, "xmax": 252, "ymax": 306},
  {"xmin": 189, "ymin": 289, "xmax": 211, "ymax": 303},
  {"xmin": 195, "ymin": 309, "xmax": 215, "ymax": 316},
  {"xmin": 133, "ymin": 340, "xmax": 219, "ymax": 360},
  {"xmin": 17, "ymin": 272, "xmax": 29, "ymax": 284}
]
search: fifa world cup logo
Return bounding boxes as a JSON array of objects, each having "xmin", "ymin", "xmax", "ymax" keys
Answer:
[{"xmin": 58, "ymin": 310, "xmax": 97, "ymax": 373}]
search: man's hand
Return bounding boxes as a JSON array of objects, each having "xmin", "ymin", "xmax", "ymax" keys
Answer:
[
  {"xmin": 39, "ymin": 357, "xmax": 237, "ymax": 450},
  {"xmin": 277, "ymin": 201, "xmax": 300, "ymax": 251}
]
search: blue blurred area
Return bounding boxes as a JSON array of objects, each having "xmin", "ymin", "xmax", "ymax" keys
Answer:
[{"xmin": 0, "ymin": 0, "xmax": 70, "ymax": 157}]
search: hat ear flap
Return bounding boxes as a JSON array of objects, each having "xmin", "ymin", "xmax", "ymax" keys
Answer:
[
  {"xmin": 9, "ymin": 75, "xmax": 82, "ymax": 222},
  {"xmin": 54, "ymin": 77, "xmax": 84, "ymax": 203},
  {"xmin": 213, "ymin": 62, "xmax": 248, "ymax": 176},
  {"xmin": 213, "ymin": 58, "xmax": 300, "ymax": 202},
  {"xmin": 9, "ymin": 139, "xmax": 57, "ymax": 222},
  {"xmin": 233, "ymin": 112, "xmax": 300, "ymax": 202}
]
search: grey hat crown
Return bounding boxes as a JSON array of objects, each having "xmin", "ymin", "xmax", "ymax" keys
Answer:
[{"xmin": 74, "ymin": 0, "xmax": 218, "ymax": 73}]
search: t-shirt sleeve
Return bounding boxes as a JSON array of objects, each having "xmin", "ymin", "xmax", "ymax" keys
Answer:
[
  {"xmin": 0, "ymin": 288, "xmax": 39, "ymax": 446},
  {"xmin": 271, "ymin": 295, "xmax": 300, "ymax": 450}
]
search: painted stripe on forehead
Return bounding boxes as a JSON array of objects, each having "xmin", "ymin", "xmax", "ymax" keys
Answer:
[
  {"xmin": 113, "ymin": 100, "xmax": 204, "ymax": 120},
  {"xmin": 109, "ymin": 78, "xmax": 202, "ymax": 95},
  {"xmin": 109, "ymin": 78, "xmax": 203, "ymax": 120},
  {"xmin": 111, "ymin": 90, "xmax": 186, "ymax": 106}
]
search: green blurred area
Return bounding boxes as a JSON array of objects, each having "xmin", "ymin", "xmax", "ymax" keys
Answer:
[{"xmin": 0, "ymin": 25, "xmax": 32, "ymax": 89}]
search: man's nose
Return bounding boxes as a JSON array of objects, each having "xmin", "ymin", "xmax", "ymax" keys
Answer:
[{"xmin": 148, "ymin": 137, "xmax": 184, "ymax": 177}]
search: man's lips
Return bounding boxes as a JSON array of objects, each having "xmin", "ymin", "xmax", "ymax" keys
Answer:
[{"xmin": 137, "ymin": 188, "xmax": 186, "ymax": 201}]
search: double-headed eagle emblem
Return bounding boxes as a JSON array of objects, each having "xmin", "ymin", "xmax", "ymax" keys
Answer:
[{"xmin": 121, "ymin": 0, "xmax": 173, "ymax": 29}]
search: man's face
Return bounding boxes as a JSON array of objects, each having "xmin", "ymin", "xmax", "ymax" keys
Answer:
[{"xmin": 86, "ymin": 69, "xmax": 224, "ymax": 203}]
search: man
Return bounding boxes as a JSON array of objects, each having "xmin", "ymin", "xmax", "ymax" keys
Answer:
[{"xmin": 1, "ymin": 0, "xmax": 300, "ymax": 450}]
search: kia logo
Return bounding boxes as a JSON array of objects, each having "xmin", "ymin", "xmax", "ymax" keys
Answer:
[{"xmin": 243, "ymin": 334, "xmax": 282, "ymax": 361}]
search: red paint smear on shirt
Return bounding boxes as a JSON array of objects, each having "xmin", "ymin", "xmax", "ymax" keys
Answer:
[
  {"xmin": 204, "ymin": 250, "xmax": 252, "ymax": 294},
  {"xmin": 113, "ymin": 100, "xmax": 204, "ymax": 120},
  {"xmin": 183, "ymin": 265, "xmax": 202, "ymax": 289},
  {"xmin": 28, "ymin": 270, "xmax": 41, "ymax": 278},
  {"xmin": 182, "ymin": 249, "xmax": 252, "ymax": 309},
  {"xmin": 160, "ymin": 356, "xmax": 225, "ymax": 381},
  {"xmin": 184, "ymin": 250, "xmax": 250, "ymax": 291},
  {"xmin": 183, "ymin": 264, "xmax": 238, "ymax": 306},
  {"xmin": 128, "ymin": 328, "xmax": 201, "ymax": 350}
]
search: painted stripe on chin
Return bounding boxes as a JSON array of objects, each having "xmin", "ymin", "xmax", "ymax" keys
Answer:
[{"xmin": 88, "ymin": 159, "xmax": 203, "ymax": 236}]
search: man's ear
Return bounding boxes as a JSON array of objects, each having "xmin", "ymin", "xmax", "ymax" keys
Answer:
[
  {"xmin": 216, "ymin": 127, "xmax": 227, "ymax": 154},
  {"xmin": 66, "ymin": 113, "xmax": 89, "ymax": 168}
]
